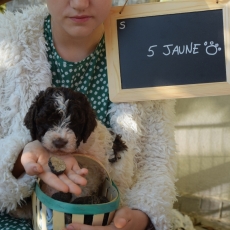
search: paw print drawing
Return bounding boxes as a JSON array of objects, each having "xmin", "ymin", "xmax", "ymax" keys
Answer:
[{"xmin": 204, "ymin": 41, "xmax": 222, "ymax": 55}]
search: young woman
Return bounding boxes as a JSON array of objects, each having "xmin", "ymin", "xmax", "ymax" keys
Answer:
[{"xmin": 0, "ymin": 1, "xmax": 176, "ymax": 230}]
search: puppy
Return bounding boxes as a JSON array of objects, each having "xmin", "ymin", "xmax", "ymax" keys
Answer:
[
  {"xmin": 11, "ymin": 87, "xmax": 127, "ymax": 219},
  {"xmin": 24, "ymin": 87, "xmax": 126, "ymax": 161}
]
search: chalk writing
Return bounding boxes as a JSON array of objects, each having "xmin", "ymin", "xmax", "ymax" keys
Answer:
[
  {"xmin": 147, "ymin": 41, "xmax": 222, "ymax": 57},
  {"xmin": 119, "ymin": 21, "xmax": 126, "ymax": 29},
  {"xmin": 204, "ymin": 41, "xmax": 222, "ymax": 55},
  {"xmin": 147, "ymin": 45, "xmax": 158, "ymax": 57}
]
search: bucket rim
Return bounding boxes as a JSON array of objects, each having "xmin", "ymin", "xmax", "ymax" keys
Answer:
[{"xmin": 34, "ymin": 180, "xmax": 120, "ymax": 215}]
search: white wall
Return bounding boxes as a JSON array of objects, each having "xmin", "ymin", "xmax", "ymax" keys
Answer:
[
  {"xmin": 175, "ymin": 95, "xmax": 230, "ymax": 201},
  {"xmin": 157, "ymin": 0, "xmax": 230, "ymax": 202}
]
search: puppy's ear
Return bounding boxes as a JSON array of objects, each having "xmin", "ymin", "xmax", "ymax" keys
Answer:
[
  {"xmin": 81, "ymin": 104, "xmax": 97, "ymax": 144},
  {"xmin": 74, "ymin": 93, "xmax": 97, "ymax": 147},
  {"xmin": 24, "ymin": 90, "xmax": 45, "ymax": 140},
  {"xmin": 67, "ymin": 90, "xmax": 97, "ymax": 147}
]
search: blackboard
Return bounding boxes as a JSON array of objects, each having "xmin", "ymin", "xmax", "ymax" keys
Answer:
[
  {"xmin": 118, "ymin": 10, "xmax": 226, "ymax": 88},
  {"xmin": 104, "ymin": 1, "xmax": 230, "ymax": 102}
]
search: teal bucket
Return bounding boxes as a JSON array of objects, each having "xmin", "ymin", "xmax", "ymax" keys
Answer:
[{"xmin": 32, "ymin": 156, "xmax": 120, "ymax": 230}]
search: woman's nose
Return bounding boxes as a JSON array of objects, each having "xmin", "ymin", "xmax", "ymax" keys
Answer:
[{"xmin": 70, "ymin": 0, "xmax": 90, "ymax": 11}]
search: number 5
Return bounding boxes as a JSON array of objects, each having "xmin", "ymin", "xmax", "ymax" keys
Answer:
[{"xmin": 147, "ymin": 45, "xmax": 157, "ymax": 57}]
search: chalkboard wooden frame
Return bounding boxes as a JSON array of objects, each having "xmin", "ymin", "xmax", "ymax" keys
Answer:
[{"xmin": 104, "ymin": 0, "xmax": 230, "ymax": 102}]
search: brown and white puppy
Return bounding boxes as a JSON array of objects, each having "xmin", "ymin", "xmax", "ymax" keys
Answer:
[
  {"xmin": 25, "ymin": 87, "xmax": 97, "ymax": 153},
  {"xmin": 24, "ymin": 87, "xmax": 127, "ymax": 163},
  {"xmin": 11, "ymin": 87, "xmax": 127, "ymax": 219}
]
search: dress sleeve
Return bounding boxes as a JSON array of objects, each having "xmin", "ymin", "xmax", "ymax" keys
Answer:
[
  {"xmin": 109, "ymin": 100, "xmax": 177, "ymax": 230},
  {"xmin": 0, "ymin": 5, "xmax": 51, "ymax": 213},
  {"xmin": 0, "ymin": 134, "xmax": 36, "ymax": 212}
]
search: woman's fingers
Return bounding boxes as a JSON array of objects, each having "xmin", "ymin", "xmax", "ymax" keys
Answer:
[
  {"xmin": 73, "ymin": 167, "xmax": 89, "ymax": 177},
  {"xmin": 63, "ymin": 156, "xmax": 88, "ymax": 175},
  {"xmin": 39, "ymin": 171, "xmax": 69, "ymax": 193},
  {"xmin": 23, "ymin": 150, "xmax": 89, "ymax": 195},
  {"xmin": 21, "ymin": 152, "xmax": 44, "ymax": 176},
  {"xmin": 67, "ymin": 170, "xmax": 88, "ymax": 186},
  {"xmin": 22, "ymin": 140, "xmax": 50, "ymax": 176},
  {"xmin": 38, "ymin": 169, "xmax": 86, "ymax": 195},
  {"xmin": 113, "ymin": 208, "xmax": 131, "ymax": 229},
  {"xmin": 58, "ymin": 173, "xmax": 83, "ymax": 195},
  {"xmin": 25, "ymin": 162, "xmax": 44, "ymax": 176}
]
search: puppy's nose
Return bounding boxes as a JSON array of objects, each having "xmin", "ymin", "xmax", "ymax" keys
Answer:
[{"xmin": 52, "ymin": 138, "xmax": 68, "ymax": 148}]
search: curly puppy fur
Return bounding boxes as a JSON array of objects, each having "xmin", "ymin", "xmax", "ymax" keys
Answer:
[
  {"xmin": 12, "ymin": 87, "xmax": 127, "ymax": 219},
  {"xmin": 24, "ymin": 87, "xmax": 126, "ymax": 161},
  {"xmin": 24, "ymin": 87, "xmax": 97, "ymax": 151}
]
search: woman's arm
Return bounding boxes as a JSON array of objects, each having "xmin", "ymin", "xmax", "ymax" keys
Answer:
[{"xmin": 109, "ymin": 101, "xmax": 177, "ymax": 229}]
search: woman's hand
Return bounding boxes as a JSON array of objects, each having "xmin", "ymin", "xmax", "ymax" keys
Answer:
[
  {"xmin": 21, "ymin": 140, "xmax": 88, "ymax": 195},
  {"xmin": 63, "ymin": 207, "xmax": 149, "ymax": 230}
]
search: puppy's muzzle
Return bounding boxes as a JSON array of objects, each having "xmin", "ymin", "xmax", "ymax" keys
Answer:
[{"xmin": 52, "ymin": 138, "xmax": 68, "ymax": 148}]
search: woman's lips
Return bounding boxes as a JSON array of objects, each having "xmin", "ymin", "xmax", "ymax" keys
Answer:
[{"xmin": 69, "ymin": 16, "xmax": 92, "ymax": 23}]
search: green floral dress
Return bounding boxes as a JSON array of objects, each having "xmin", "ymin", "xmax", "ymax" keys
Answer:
[
  {"xmin": 0, "ymin": 212, "xmax": 32, "ymax": 230},
  {"xmin": 45, "ymin": 15, "xmax": 111, "ymax": 128}
]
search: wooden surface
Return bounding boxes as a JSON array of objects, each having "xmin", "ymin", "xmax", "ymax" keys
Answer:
[{"xmin": 104, "ymin": 0, "xmax": 230, "ymax": 102}]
